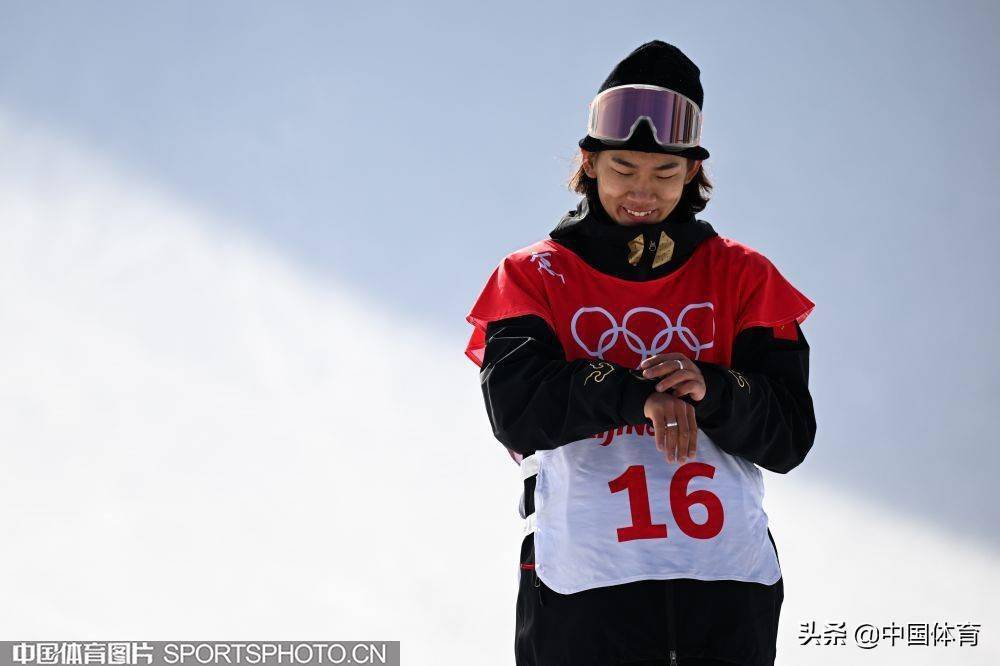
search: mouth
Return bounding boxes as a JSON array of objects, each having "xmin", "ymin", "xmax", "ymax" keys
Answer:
[{"xmin": 620, "ymin": 206, "xmax": 658, "ymax": 222}]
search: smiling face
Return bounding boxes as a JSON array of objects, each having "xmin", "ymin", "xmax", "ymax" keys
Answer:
[{"xmin": 582, "ymin": 149, "xmax": 703, "ymax": 226}]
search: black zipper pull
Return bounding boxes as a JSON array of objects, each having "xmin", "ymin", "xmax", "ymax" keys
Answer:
[
  {"xmin": 533, "ymin": 569, "xmax": 545, "ymax": 607},
  {"xmin": 665, "ymin": 580, "xmax": 678, "ymax": 665}
]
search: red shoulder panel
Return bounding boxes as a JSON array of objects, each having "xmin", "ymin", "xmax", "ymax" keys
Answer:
[
  {"xmin": 464, "ymin": 242, "xmax": 556, "ymax": 367},
  {"xmin": 721, "ymin": 238, "xmax": 815, "ymax": 334}
]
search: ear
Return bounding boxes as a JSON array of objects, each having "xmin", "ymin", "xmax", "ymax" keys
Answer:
[
  {"xmin": 581, "ymin": 150, "xmax": 597, "ymax": 179},
  {"xmin": 685, "ymin": 159, "xmax": 702, "ymax": 183}
]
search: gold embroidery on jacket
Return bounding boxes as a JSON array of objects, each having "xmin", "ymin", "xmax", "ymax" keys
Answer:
[
  {"xmin": 627, "ymin": 234, "xmax": 643, "ymax": 266},
  {"xmin": 651, "ymin": 231, "xmax": 675, "ymax": 268},
  {"xmin": 728, "ymin": 369, "xmax": 750, "ymax": 395},
  {"xmin": 584, "ymin": 361, "xmax": 615, "ymax": 385}
]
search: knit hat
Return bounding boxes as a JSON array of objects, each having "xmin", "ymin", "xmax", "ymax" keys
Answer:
[{"xmin": 579, "ymin": 40, "xmax": 710, "ymax": 161}]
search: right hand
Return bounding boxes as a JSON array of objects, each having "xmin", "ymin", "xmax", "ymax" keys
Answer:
[{"xmin": 643, "ymin": 392, "xmax": 698, "ymax": 464}]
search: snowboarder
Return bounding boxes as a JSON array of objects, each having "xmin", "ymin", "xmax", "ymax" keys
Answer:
[{"xmin": 464, "ymin": 40, "xmax": 816, "ymax": 666}]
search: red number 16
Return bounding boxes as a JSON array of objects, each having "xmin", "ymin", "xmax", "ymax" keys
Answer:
[{"xmin": 608, "ymin": 463, "xmax": 724, "ymax": 542}]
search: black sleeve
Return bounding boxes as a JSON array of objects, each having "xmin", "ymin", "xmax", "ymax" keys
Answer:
[
  {"xmin": 479, "ymin": 314, "xmax": 817, "ymax": 474},
  {"xmin": 479, "ymin": 314, "xmax": 661, "ymax": 456},
  {"xmin": 686, "ymin": 322, "xmax": 817, "ymax": 474}
]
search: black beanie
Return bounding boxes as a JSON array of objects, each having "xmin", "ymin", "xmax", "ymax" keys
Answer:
[{"xmin": 579, "ymin": 40, "xmax": 710, "ymax": 161}]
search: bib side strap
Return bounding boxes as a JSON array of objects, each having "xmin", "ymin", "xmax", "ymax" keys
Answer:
[
  {"xmin": 523, "ymin": 511, "xmax": 537, "ymax": 536},
  {"xmin": 520, "ymin": 453, "xmax": 539, "ymax": 480}
]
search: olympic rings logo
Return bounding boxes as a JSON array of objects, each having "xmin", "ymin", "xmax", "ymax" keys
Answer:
[{"xmin": 570, "ymin": 303, "xmax": 715, "ymax": 362}]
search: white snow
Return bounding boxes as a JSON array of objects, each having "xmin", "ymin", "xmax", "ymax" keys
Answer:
[{"xmin": 0, "ymin": 112, "xmax": 995, "ymax": 665}]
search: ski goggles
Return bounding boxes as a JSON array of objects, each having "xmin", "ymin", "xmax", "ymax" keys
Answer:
[{"xmin": 586, "ymin": 84, "xmax": 704, "ymax": 149}]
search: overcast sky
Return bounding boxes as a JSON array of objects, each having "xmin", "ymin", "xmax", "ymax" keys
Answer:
[{"xmin": 1, "ymin": 1, "xmax": 998, "ymax": 662}]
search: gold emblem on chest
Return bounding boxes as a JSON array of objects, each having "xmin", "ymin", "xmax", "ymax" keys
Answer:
[{"xmin": 627, "ymin": 231, "xmax": 675, "ymax": 268}]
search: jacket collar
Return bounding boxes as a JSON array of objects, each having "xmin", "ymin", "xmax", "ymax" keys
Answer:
[{"xmin": 549, "ymin": 190, "xmax": 718, "ymax": 281}]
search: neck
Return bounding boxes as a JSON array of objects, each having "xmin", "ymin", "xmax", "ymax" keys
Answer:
[
  {"xmin": 587, "ymin": 190, "xmax": 693, "ymax": 232},
  {"xmin": 548, "ymin": 191, "xmax": 718, "ymax": 281}
]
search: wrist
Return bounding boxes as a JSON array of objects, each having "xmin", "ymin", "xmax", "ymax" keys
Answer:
[
  {"xmin": 690, "ymin": 360, "xmax": 731, "ymax": 425},
  {"xmin": 620, "ymin": 367, "xmax": 661, "ymax": 426}
]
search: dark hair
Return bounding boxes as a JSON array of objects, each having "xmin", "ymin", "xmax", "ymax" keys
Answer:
[{"xmin": 567, "ymin": 150, "xmax": 713, "ymax": 216}]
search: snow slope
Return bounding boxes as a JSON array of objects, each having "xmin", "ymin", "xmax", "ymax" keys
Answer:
[{"xmin": 0, "ymin": 113, "xmax": 995, "ymax": 664}]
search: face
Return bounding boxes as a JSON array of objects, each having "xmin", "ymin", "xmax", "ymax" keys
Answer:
[{"xmin": 582, "ymin": 149, "xmax": 702, "ymax": 226}]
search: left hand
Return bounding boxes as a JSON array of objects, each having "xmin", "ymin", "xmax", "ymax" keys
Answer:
[{"xmin": 639, "ymin": 353, "xmax": 707, "ymax": 402}]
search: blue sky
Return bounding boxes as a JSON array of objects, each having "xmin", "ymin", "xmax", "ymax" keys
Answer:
[{"xmin": 2, "ymin": 0, "xmax": 998, "ymax": 558}]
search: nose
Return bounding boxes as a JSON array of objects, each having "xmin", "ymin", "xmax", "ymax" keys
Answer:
[
  {"xmin": 626, "ymin": 188, "xmax": 656, "ymax": 205},
  {"xmin": 627, "ymin": 176, "xmax": 658, "ymax": 200}
]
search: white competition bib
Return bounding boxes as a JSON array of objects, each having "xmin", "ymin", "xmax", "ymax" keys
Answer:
[{"xmin": 523, "ymin": 424, "xmax": 781, "ymax": 594}]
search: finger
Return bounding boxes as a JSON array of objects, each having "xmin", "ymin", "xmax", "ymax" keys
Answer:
[
  {"xmin": 655, "ymin": 370, "xmax": 694, "ymax": 392},
  {"xmin": 669, "ymin": 379, "xmax": 704, "ymax": 400},
  {"xmin": 664, "ymin": 401, "xmax": 680, "ymax": 464},
  {"xmin": 648, "ymin": 402, "xmax": 664, "ymax": 452},
  {"xmin": 639, "ymin": 354, "xmax": 671, "ymax": 369},
  {"xmin": 681, "ymin": 402, "xmax": 697, "ymax": 461},
  {"xmin": 640, "ymin": 354, "xmax": 685, "ymax": 377},
  {"xmin": 675, "ymin": 400, "xmax": 692, "ymax": 464},
  {"xmin": 655, "ymin": 410, "xmax": 666, "ymax": 453},
  {"xmin": 642, "ymin": 363, "xmax": 681, "ymax": 380}
]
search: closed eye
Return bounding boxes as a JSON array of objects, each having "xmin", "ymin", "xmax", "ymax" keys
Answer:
[{"xmin": 613, "ymin": 170, "xmax": 674, "ymax": 180}]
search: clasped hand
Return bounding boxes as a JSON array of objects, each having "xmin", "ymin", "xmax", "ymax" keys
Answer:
[{"xmin": 639, "ymin": 353, "xmax": 707, "ymax": 465}]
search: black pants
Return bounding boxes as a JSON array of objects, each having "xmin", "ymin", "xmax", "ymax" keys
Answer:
[{"xmin": 517, "ymin": 534, "xmax": 782, "ymax": 666}]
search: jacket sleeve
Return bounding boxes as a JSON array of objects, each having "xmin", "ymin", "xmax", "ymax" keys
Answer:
[
  {"xmin": 479, "ymin": 314, "xmax": 661, "ymax": 456},
  {"xmin": 686, "ymin": 322, "xmax": 817, "ymax": 473}
]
